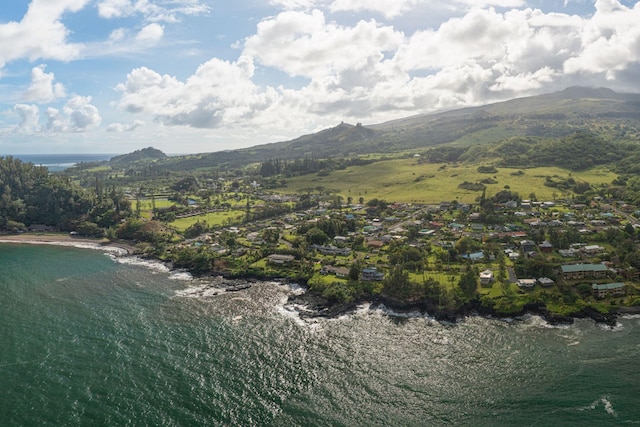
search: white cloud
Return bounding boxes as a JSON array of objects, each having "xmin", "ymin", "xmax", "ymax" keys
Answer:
[
  {"xmin": 269, "ymin": 0, "xmax": 317, "ymax": 9},
  {"xmin": 23, "ymin": 65, "xmax": 66, "ymax": 103},
  {"xmin": 563, "ymin": 0, "xmax": 640, "ymax": 78},
  {"xmin": 107, "ymin": 0, "xmax": 640, "ymax": 149},
  {"xmin": 0, "ymin": 0, "xmax": 88, "ymax": 68},
  {"xmin": 454, "ymin": 0, "xmax": 525, "ymax": 7},
  {"xmin": 136, "ymin": 23, "xmax": 164, "ymax": 44},
  {"xmin": 97, "ymin": 0, "xmax": 210, "ymax": 23},
  {"xmin": 115, "ymin": 56, "xmax": 280, "ymax": 129},
  {"xmin": 109, "ymin": 28, "xmax": 127, "ymax": 42},
  {"xmin": 14, "ymin": 104, "xmax": 40, "ymax": 133},
  {"xmin": 107, "ymin": 120, "xmax": 144, "ymax": 132},
  {"xmin": 329, "ymin": 0, "xmax": 423, "ymax": 18},
  {"xmin": 45, "ymin": 95, "xmax": 102, "ymax": 132},
  {"xmin": 243, "ymin": 10, "xmax": 403, "ymax": 79}
]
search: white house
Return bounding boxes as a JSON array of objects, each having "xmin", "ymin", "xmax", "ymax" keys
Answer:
[{"xmin": 479, "ymin": 270, "xmax": 494, "ymax": 285}]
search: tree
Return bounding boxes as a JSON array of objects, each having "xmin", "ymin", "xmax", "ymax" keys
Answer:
[
  {"xmin": 383, "ymin": 265, "xmax": 414, "ymax": 300},
  {"xmin": 624, "ymin": 223, "xmax": 635, "ymax": 236},
  {"xmin": 349, "ymin": 262, "xmax": 361, "ymax": 281},
  {"xmin": 455, "ymin": 236, "xmax": 481, "ymax": 256},
  {"xmin": 305, "ymin": 227, "xmax": 329, "ymax": 245},
  {"xmin": 261, "ymin": 227, "xmax": 279, "ymax": 244},
  {"xmin": 497, "ymin": 254, "xmax": 507, "ymax": 284},
  {"xmin": 458, "ymin": 269, "xmax": 478, "ymax": 301},
  {"xmin": 184, "ymin": 220, "xmax": 209, "ymax": 239}
]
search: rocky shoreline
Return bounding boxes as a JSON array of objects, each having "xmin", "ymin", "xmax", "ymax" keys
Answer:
[
  {"xmin": 285, "ymin": 287, "xmax": 621, "ymax": 327},
  {"xmin": 0, "ymin": 235, "xmax": 626, "ymax": 326}
]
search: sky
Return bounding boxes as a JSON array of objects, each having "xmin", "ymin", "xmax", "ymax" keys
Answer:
[{"xmin": 1, "ymin": 0, "xmax": 639, "ymax": 155}]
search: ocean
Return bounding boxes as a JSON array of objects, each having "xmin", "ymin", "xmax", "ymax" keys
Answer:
[
  {"xmin": 1, "ymin": 243, "xmax": 638, "ymax": 426},
  {"xmin": 7, "ymin": 154, "xmax": 115, "ymax": 172}
]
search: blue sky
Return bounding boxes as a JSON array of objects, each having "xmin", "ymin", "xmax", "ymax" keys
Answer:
[{"xmin": 1, "ymin": 0, "xmax": 639, "ymax": 154}]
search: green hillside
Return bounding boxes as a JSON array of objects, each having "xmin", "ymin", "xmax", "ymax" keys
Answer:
[
  {"xmin": 65, "ymin": 87, "xmax": 640, "ymax": 181},
  {"xmin": 278, "ymin": 159, "xmax": 616, "ymax": 204}
]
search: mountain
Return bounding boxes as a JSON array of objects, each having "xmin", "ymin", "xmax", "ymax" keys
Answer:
[
  {"xmin": 109, "ymin": 147, "xmax": 167, "ymax": 164},
  {"xmin": 72, "ymin": 87, "xmax": 640, "ymax": 174},
  {"xmin": 368, "ymin": 86, "xmax": 640, "ymax": 150},
  {"xmin": 246, "ymin": 86, "xmax": 640, "ymax": 162}
]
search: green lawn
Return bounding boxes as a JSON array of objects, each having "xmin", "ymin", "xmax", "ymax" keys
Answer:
[
  {"xmin": 169, "ymin": 210, "xmax": 245, "ymax": 231},
  {"xmin": 280, "ymin": 159, "xmax": 616, "ymax": 204}
]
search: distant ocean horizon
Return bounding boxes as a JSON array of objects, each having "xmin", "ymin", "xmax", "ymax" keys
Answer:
[{"xmin": 5, "ymin": 153, "xmax": 116, "ymax": 171}]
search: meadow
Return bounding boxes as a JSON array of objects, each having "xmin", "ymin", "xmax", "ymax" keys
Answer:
[{"xmin": 280, "ymin": 158, "xmax": 616, "ymax": 204}]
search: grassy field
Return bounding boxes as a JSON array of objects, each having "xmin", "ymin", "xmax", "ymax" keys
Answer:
[
  {"xmin": 169, "ymin": 210, "xmax": 245, "ymax": 231},
  {"xmin": 280, "ymin": 159, "xmax": 616, "ymax": 204}
]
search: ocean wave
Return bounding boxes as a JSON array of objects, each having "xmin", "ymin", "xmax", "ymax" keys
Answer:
[
  {"xmin": 369, "ymin": 303, "xmax": 434, "ymax": 320},
  {"xmin": 579, "ymin": 396, "xmax": 618, "ymax": 417},
  {"xmin": 112, "ymin": 256, "xmax": 171, "ymax": 273},
  {"xmin": 599, "ymin": 321, "xmax": 624, "ymax": 332},
  {"xmin": 169, "ymin": 270, "xmax": 193, "ymax": 281},
  {"xmin": 277, "ymin": 301, "xmax": 322, "ymax": 330},
  {"xmin": 175, "ymin": 283, "xmax": 223, "ymax": 298},
  {"xmin": 279, "ymin": 282, "xmax": 305, "ymax": 295},
  {"xmin": 517, "ymin": 314, "xmax": 570, "ymax": 329}
]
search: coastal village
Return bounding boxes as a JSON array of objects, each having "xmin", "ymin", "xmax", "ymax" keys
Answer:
[
  {"xmin": 152, "ymin": 180, "xmax": 640, "ymax": 317},
  {"xmin": 2, "ymin": 152, "xmax": 640, "ymax": 319}
]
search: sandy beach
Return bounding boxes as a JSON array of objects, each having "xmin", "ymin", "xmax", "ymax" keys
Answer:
[{"xmin": 0, "ymin": 233, "xmax": 136, "ymax": 255}]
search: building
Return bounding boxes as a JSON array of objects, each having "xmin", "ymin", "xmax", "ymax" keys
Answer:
[
  {"xmin": 361, "ymin": 267, "xmax": 385, "ymax": 281},
  {"xmin": 320, "ymin": 265, "xmax": 350, "ymax": 278},
  {"xmin": 581, "ymin": 245, "xmax": 604, "ymax": 255},
  {"xmin": 517, "ymin": 279, "xmax": 537, "ymax": 288},
  {"xmin": 520, "ymin": 240, "xmax": 537, "ymax": 253},
  {"xmin": 539, "ymin": 241, "xmax": 553, "ymax": 253},
  {"xmin": 309, "ymin": 244, "xmax": 351, "ymax": 256},
  {"xmin": 479, "ymin": 270, "xmax": 494, "ymax": 285},
  {"xmin": 267, "ymin": 254, "xmax": 295, "ymax": 265},
  {"xmin": 592, "ymin": 283, "xmax": 625, "ymax": 299},
  {"xmin": 537, "ymin": 277, "xmax": 555, "ymax": 287},
  {"xmin": 561, "ymin": 263, "xmax": 608, "ymax": 280}
]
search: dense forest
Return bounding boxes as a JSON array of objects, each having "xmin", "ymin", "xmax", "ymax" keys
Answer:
[{"xmin": 0, "ymin": 156, "xmax": 131, "ymax": 236}]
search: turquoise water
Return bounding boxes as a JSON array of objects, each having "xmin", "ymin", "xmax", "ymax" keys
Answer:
[{"xmin": 1, "ymin": 243, "xmax": 639, "ymax": 426}]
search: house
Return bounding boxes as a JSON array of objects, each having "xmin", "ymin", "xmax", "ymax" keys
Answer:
[
  {"xmin": 366, "ymin": 239, "xmax": 384, "ymax": 249},
  {"xmin": 539, "ymin": 241, "xmax": 553, "ymax": 253},
  {"xmin": 361, "ymin": 267, "xmax": 385, "ymax": 281},
  {"xmin": 321, "ymin": 265, "xmax": 350, "ymax": 278},
  {"xmin": 520, "ymin": 240, "xmax": 536, "ymax": 253},
  {"xmin": 538, "ymin": 277, "xmax": 555, "ymax": 287},
  {"xmin": 560, "ymin": 263, "xmax": 608, "ymax": 280},
  {"xmin": 461, "ymin": 251, "xmax": 484, "ymax": 261},
  {"xmin": 581, "ymin": 245, "xmax": 604, "ymax": 255},
  {"xmin": 592, "ymin": 283, "xmax": 625, "ymax": 298},
  {"xmin": 309, "ymin": 244, "xmax": 351, "ymax": 256},
  {"xmin": 267, "ymin": 254, "xmax": 295, "ymax": 265},
  {"xmin": 517, "ymin": 279, "xmax": 537, "ymax": 288},
  {"xmin": 558, "ymin": 249, "xmax": 578, "ymax": 258},
  {"xmin": 479, "ymin": 270, "xmax": 494, "ymax": 285},
  {"xmin": 334, "ymin": 236, "xmax": 349, "ymax": 244}
]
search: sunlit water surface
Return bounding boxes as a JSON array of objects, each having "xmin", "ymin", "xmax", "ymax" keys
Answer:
[{"xmin": 1, "ymin": 243, "xmax": 638, "ymax": 426}]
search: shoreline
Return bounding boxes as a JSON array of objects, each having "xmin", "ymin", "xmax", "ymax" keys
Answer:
[
  {"xmin": 0, "ymin": 233, "xmax": 137, "ymax": 256},
  {"xmin": 1, "ymin": 233, "xmax": 634, "ymax": 326}
]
